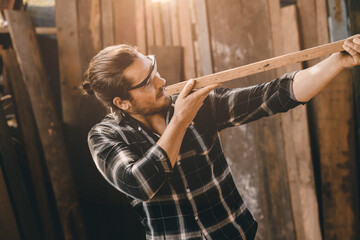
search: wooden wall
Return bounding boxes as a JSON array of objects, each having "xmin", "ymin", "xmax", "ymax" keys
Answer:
[
  {"xmin": 0, "ymin": 0, "xmax": 358, "ymax": 239},
  {"xmin": 53, "ymin": 0, "xmax": 359, "ymax": 239}
]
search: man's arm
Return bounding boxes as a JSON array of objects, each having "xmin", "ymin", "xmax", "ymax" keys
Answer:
[
  {"xmin": 293, "ymin": 35, "xmax": 360, "ymax": 102},
  {"xmin": 88, "ymin": 81, "xmax": 219, "ymax": 201},
  {"xmin": 157, "ymin": 80, "xmax": 220, "ymax": 167}
]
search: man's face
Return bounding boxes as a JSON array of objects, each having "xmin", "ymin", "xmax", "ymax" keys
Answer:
[{"xmin": 123, "ymin": 53, "xmax": 171, "ymax": 116}]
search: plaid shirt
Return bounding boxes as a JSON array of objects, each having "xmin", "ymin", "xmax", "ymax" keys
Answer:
[{"xmin": 88, "ymin": 71, "xmax": 305, "ymax": 240}]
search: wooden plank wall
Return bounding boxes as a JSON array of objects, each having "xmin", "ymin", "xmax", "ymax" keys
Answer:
[
  {"xmin": 297, "ymin": 0, "xmax": 359, "ymax": 239},
  {"xmin": 50, "ymin": 0, "xmax": 360, "ymax": 239},
  {"xmin": 6, "ymin": 10, "xmax": 87, "ymax": 240},
  {"xmin": 2, "ymin": 49, "xmax": 58, "ymax": 240},
  {"xmin": 269, "ymin": 3, "xmax": 322, "ymax": 239},
  {"xmin": 207, "ymin": 1, "xmax": 299, "ymax": 239}
]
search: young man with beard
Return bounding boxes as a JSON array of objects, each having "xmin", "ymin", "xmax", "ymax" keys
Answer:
[{"xmin": 83, "ymin": 35, "xmax": 360, "ymax": 240}]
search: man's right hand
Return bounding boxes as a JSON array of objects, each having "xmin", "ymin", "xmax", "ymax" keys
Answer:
[
  {"xmin": 157, "ymin": 80, "xmax": 220, "ymax": 168},
  {"xmin": 173, "ymin": 79, "xmax": 221, "ymax": 127}
]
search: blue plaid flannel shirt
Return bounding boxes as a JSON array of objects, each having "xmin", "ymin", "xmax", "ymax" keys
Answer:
[{"xmin": 88, "ymin": 71, "xmax": 306, "ymax": 240}]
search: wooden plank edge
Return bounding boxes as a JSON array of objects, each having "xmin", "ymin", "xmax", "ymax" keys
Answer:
[{"xmin": 165, "ymin": 37, "xmax": 354, "ymax": 95}]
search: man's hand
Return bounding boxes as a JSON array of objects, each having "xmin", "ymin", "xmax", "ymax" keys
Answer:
[
  {"xmin": 341, "ymin": 34, "xmax": 360, "ymax": 68},
  {"xmin": 173, "ymin": 79, "xmax": 220, "ymax": 127}
]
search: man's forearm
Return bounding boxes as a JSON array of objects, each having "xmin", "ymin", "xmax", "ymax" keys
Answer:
[
  {"xmin": 157, "ymin": 117, "xmax": 188, "ymax": 168},
  {"xmin": 292, "ymin": 53, "xmax": 344, "ymax": 102}
]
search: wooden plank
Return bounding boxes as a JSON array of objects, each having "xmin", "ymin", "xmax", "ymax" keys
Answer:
[
  {"xmin": 160, "ymin": 1, "xmax": 172, "ymax": 46},
  {"xmin": 207, "ymin": 1, "xmax": 295, "ymax": 239},
  {"xmin": 311, "ymin": 1, "xmax": 359, "ymax": 239},
  {"xmin": 191, "ymin": 0, "xmax": 213, "ymax": 76},
  {"xmin": 313, "ymin": 69, "xmax": 358, "ymax": 239},
  {"xmin": 2, "ymin": 49, "xmax": 58, "ymax": 240},
  {"xmin": 277, "ymin": 5, "xmax": 322, "ymax": 240},
  {"xmin": 0, "ymin": 161, "xmax": 21, "ymax": 240},
  {"xmin": 135, "ymin": 0, "xmax": 147, "ymax": 53},
  {"xmin": 148, "ymin": 46, "xmax": 182, "ymax": 86},
  {"xmin": 77, "ymin": 0, "xmax": 102, "ymax": 69},
  {"xmin": 165, "ymin": 37, "xmax": 352, "ymax": 95},
  {"xmin": 152, "ymin": 2, "xmax": 164, "ymax": 46},
  {"xmin": 5, "ymin": 10, "xmax": 87, "ymax": 240},
  {"xmin": 100, "ymin": 0, "xmax": 115, "ymax": 48},
  {"xmin": 57, "ymin": 0, "xmax": 106, "ymax": 204},
  {"xmin": 113, "ymin": 0, "xmax": 137, "ymax": 45},
  {"xmin": 169, "ymin": 0, "xmax": 180, "ymax": 46},
  {"xmin": 178, "ymin": 0, "xmax": 196, "ymax": 79},
  {"xmin": 144, "ymin": 0, "xmax": 154, "ymax": 48},
  {"xmin": 55, "ymin": 0, "xmax": 82, "ymax": 125},
  {"xmin": 297, "ymin": 0, "xmax": 318, "ymax": 49},
  {"xmin": 0, "ymin": 98, "xmax": 42, "ymax": 240}
]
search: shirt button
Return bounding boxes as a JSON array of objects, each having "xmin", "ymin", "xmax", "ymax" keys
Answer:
[
  {"xmin": 138, "ymin": 126, "xmax": 142, "ymax": 131},
  {"xmin": 177, "ymin": 161, "xmax": 181, "ymax": 166},
  {"xmin": 186, "ymin": 188, "xmax": 190, "ymax": 193}
]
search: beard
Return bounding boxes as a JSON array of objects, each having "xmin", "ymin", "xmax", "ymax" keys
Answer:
[{"xmin": 130, "ymin": 95, "xmax": 172, "ymax": 116}]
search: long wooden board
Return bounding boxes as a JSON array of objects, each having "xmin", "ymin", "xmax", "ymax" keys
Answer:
[
  {"xmin": 5, "ymin": 10, "xmax": 87, "ymax": 240},
  {"xmin": 276, "ymin": 5, "xmax": 322, "ymax": 240},
  {"xmin": 165, "ymin": 37, "xmax": 351, "ymax": 95},
  {"xmin": 100, "ymin": 0, "xmax": 115, "ymax": 48},
  {"xmin": 207, "ymin": 0, "xmax": 296, "ymax": 239},
  {"xmin": 0, "ymin": 99, "xmax": 42, "ymax": 239},
  {"xmin": 311, "ymin": 1, "xmax": 359, "ymax": 239},
  {"xmin": 178, "ymin": 0, "xmax": 196, "ymax": 79},
  {"xmin": 2, "ymin": 49, "xmax": 58, "ymax": 240}
]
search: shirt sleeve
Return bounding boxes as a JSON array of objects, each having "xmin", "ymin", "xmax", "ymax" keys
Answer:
[
  {"xmin": 209, "ymin": 71, "xmax": 307, "ymax": 130},
  {"xmin": 87, "ymin": 124, "xmax": 172, "ymax": 201}
]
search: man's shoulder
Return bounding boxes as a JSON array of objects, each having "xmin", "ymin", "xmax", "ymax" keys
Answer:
[{"xmin": 88, "ymin": 112, "xmax": 130, "ymax": 139}]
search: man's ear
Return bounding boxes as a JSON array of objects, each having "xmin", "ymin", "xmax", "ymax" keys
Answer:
[{"xmin": 113, "ymin": 97, "xmax": 130, "ymax": 111}]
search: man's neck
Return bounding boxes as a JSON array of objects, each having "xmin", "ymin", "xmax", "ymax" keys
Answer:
[{"xmin": 130, "ymin": 113, "xmax": 166, "ymax": 135}]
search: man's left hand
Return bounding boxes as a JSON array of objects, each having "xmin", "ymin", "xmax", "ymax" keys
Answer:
[{"xmin": 341, "ymin": 34, "xmax": 360, "ymax": 68}]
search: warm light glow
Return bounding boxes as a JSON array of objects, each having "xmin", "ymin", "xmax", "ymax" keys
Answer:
[{"xmin": 151, "ymin": 0, "xmax": 171, "ymax": 3}]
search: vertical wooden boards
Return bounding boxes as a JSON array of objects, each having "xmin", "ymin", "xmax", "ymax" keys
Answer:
[
  {"xmin": 152, "ymin": 2, "xmax": 164, "ymax": 46},
  {"xmin": 191, "ymin": 0, "xmax": 213, "ymax": 76},
  {"xmin": 207, "ymin": 1, "xmax": 296, "ymax": 239},
  {"xmin": 297, "ymin": 0, "xmax": 318, "ymax": 49},
  {"xmin": 160, "ymin": 2, "xmax": 172, "ymax": 46},
  {"xmin": 313, "ymin": 68, "xmax": 358, "ymax": 239},
  {"xmin": 145, "ymin": 0, "xmax": 155, "ymax": 48},
  {"xmin": 0, "ymin": 99, "xmax": 42, "ymax": 240},
  {"xmin": 77, "ymin": 0, "xmax": 101, "ymax": 69},
  {"xmin": 135, "ymin": 0, "xmax": 147, "ymax": 53},
  {"xmin": 100, "ymin": 0, "xmax": 115, "ymax": 48},
  {"xmin": 113, "ymin": 0, "xmax": 137, "ymax": 45},
  {"xmin": 170, "ymin": 0, "xmax": 180, "ymax": 46},
  {"xmin": 276, "ymin": 5, "xmax": 322, "ymax": 240},
  {"xmin": 0, "ymin": 163, "xmax": 20, "ymax": 240},
  {"xmin": 297, "ymin": 0, "xmax": 359, "ymax": 239},
  {"xmin": 317, "ymin": 1, "xmax": 358, "ymax": 239},
  {"xmin": 6, "ymin": 10, "xmax": 86, "ymax": 240},
  {"xmin": 178, "ymin": 0, "xmax": 196, "ymax": 79},
  {"xmin": 148, "ymin": 46, "xmax": 183, "ymax": 85},
  {"xmin": 55, "ymin": 0, "xmax": 82, "ymax": 125},
  {"xmin": 2, "ymin": 49, "xmax": 58, "ymax": 240}
]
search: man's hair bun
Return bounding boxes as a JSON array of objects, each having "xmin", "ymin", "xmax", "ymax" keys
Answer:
[{"xmin": 82, "ymin": 81, "xmax": 94, "ymax": 95}]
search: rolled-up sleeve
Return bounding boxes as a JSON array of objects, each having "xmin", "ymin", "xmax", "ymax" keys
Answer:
[
  {"xmin": 210, "ymin": 71, "xmax": 308, "ymax": 130},
  {"xmin": 88, "ymin": 125, "xmax": 172, "ymax": 201}
]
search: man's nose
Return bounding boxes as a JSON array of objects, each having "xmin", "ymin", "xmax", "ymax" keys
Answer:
[{"xmin": 154, "ymin": 73, "xmax": 166, "ymax": 88}]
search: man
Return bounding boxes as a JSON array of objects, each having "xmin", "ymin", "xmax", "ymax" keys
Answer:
[{"xmin": 84, "ymin": 36, "xmax": 360, "ymax": 239}]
